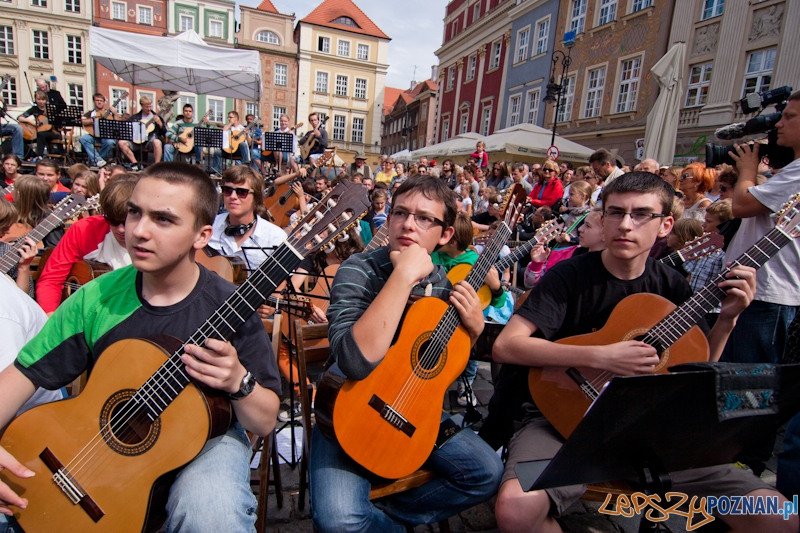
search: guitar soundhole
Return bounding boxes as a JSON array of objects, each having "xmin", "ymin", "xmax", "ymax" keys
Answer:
[
  {"xmin": 631, "ymin": 334, "xmax": 669, "ymax": 371},
  {"xmin": 410, "ymin": 332, "xmax": 447, "ymax": 380},
  {"xmin": 100, "ymin": 389, "xmax": 161, "ymax": 457}
]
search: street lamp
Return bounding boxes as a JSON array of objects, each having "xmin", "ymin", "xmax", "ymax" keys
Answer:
[{"xmin": 543, "ymin": 32, "xmax": 576, "ymax": 148}]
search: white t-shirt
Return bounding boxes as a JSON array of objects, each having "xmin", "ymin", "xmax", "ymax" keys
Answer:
[
  {"xmin": 724, "ymin": 158, "xmax": 800, "ymax": 306},
  {"xmin": 0, "ymin": 274, "xmax": 63, "ymax": 413},
  {"xmin": 209, "ymin": 214, "xmax": 288, "ymax": 273},
  {"xmin": 461, "ymin": 197, "xmax": 473, "ymax": 212}
]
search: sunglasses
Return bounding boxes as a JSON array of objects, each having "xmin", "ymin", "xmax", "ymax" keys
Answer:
[
  {"xmin": 104, "ymin": 214, "xmax": 125, "ymax": 227},
  {"xmin": 680, "ymin": 174, "xmax": 695, "ymax": 181},
  {"xmin": 221, "ymin": 185, "xmax": 254, "ymax": 198}
]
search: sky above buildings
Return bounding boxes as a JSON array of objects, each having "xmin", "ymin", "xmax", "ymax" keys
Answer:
[{"xmin": 238, "ymin": 0, "xmax": 442, "ymax": 90}]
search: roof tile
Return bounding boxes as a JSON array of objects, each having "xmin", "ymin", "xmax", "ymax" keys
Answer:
[{"xmin": 300, "ymin": 0, "xmax": 390, "ymax": 40}]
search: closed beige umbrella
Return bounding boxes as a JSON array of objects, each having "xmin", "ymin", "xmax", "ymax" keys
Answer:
[{"xmin": 643, "ymin": 43, "xmax": 686, "ymax": 166}]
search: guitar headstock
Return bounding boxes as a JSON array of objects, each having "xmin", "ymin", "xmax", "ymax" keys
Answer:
[
  {"xmin": 83, "ymin": 194, "xmax": 101, "ymax": 213},
  {"xmin": 285, "ymin": 295, "xmax": 313, "ymax": 318},
  {"xmin": 51, "ymin": 194, "xmax": 87, "ymax": 221},
  {"xmin": 287, "ymin": 179, "xmax": 370, "ymax": 255},
  {"xmin": 679, "ymin": 232, "xmax": 724, "ymax": 261},
  {"xmin": 536, "ymin": 218, "xmax": 564, "ymax": 244},
  {"xmin": 776, "ymin": 193, "xmax": 800, "ymax": 239},
  {"xmin": 313, "ymin": 149, "xmax": 336, "ymax": 169}
]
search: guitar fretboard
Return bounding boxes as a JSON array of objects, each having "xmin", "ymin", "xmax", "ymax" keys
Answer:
[{"xmin": 365, "ymin": 224, "xmax": 390, "ymax": 252}]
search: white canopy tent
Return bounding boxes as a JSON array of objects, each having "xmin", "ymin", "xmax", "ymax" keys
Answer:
[
  {"xmin": 481, "ymin": 123, "xmax": 594, "ymax": 163},
  {"xmin": 89, "ymin": 27, "xmax": 261, "ymax": 101},
  {"xmin": 390, "ymin": 149, "xmax": 413, "ymax": 162},
  {"xmin": 411, "ymin": 132, "xmax": 485, "ymax": 159}
]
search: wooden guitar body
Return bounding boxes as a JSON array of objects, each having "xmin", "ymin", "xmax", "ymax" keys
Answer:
[
  {"xmin": 0, "ymin": 336, "xmax": 231, "ymax": 533},
  {"xmin": 446, "ymin": 263, "xmax": 491, "ymax": 308},
  {"xmin": 263, "ymin": 182, "xmax": 299, "ymax": 227},
  {"xmin": 63, "ymin": 259, "xmax": 112, "ymax": 300},
  {"xmin": 223, "ymin": 129, "xmax": 247, "ymax": 155},
  {"xmin": 527, "ymin": 292, "xmax": 709, "ymax": 439},
  {"xmin": 196, "ymin": 246, "xmax": 247, "ymax": 285},
  {"xmin": 330, "ymin": 297, "xmax": 472, "ymax": 479},
  {"xmin": 174, "ymin": 127, "xmax": 196, "ymax": 154}
]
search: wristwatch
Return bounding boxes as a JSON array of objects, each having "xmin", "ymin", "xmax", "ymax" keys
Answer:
[{"xmin": 229, "ymin": 371, "xmax": 256, "ymax": 400}]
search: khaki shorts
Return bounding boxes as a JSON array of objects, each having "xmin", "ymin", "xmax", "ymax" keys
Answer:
[{"xmin": 502, "ymin": 416, "xmax": 775, "ymax": 517}]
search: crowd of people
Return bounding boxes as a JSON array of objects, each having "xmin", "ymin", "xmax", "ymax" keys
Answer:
[{"xmin": 0, "ymin": 91, "xmax": 798, "ymax": 533}]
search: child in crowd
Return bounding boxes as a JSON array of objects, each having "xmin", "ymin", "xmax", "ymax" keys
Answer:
[
  {"xmin": 666, "ymin": 217, "xmax": 703, "ymax": 253},
  {"xmin": 0, "ymin": 198, "xmax": 37, "ymax": 295},
  {"xmin": 460, "ymin": 183, "xmax": 474, "ymax": 217},
  {"xmin": 471, "ymin": 141, "xmax": 489, "ymax": 171}
]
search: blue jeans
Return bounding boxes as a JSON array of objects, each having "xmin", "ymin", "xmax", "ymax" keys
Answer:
[
  {"xmin": 79, "ymin": 134, "xmax": 116, "ymax": 165},
  {"xmin": 212, "ymin": 143, "xmax": 250, "ymax": 173},
  {"xmin": 721, "ymin": 300, "xmax": 799, "ymax": 364},
  {"xmin": 309, "ymin": 417, "xmax": 503, "ymax": 532},
  {"xmin": 1, "ymin": 123, "xmax": 23, "ymax": 158},
  {"xmin": 164, "ymin": 143, "xmax": 202, "ymax": 163},
  {"xmin": 1, "ymin": 423, "xmax": 256, "ymax": 533}
]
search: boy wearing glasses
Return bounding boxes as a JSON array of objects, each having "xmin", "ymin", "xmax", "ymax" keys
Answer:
[
  {"xmin": 490, "ymin": 172, "xmax": 794, "ymax": 533},
  {"xmin": 308, "ymin": 175, "xmax": 503, "ymax": 532}
]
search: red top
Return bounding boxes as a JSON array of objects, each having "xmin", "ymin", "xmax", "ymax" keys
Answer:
[
  {"xmin": 55, "ymin": 182, "xmax": 70, "ymax": 193},
  {"xmin": 528, "ymin": 179, "xmax": 564, "ymax": 208},
  {"xmin": 470, "ymin": 151, "xmax": 489, "ymax": 169},
  {"xmin": 36, "ymin": 215, "xmax": 110, "ymax": 313}
]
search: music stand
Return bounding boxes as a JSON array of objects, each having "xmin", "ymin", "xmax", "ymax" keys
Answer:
[
  {"xmin": 46, "ymin": 104, "xmax": 82, "ymax": 129},
  {"xmin": 515, "ymin": 364, "xmax": 800, "ymax": 532},
  {"xmin": 194, "ymin": 127, "xmax": 223, "ymax": 175}
]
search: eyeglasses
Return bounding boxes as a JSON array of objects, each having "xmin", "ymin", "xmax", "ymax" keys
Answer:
[
  {"xmin": 542, "ymin": 168, "xmax": 556, "ymax": 173},
  {"xmin": 104, "ymin": 214, "xmax": 125, "ymax": 227},
  {"xmin": 390, "ymin": 209, "xmax": 445, "ymax": 230},
  {"xmin": 221, "ymin": 185, "xmax": 254, "ymax": 199},
  {"xmin": 680, "ymin": 174, "xmax": 695, "ymax": 181},
  {"xmin": 603, "ymin": 210, "xmax": 668, "ymax": 225}
]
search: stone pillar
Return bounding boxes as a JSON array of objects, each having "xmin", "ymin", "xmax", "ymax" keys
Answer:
[{"xmin": 773, "ymin": 0, "xmax": 800, "ymax": 91}]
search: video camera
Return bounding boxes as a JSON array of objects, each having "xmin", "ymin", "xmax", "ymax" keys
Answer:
[{"xmin": 705, "ymin": 85, "xmax": 794, "ymax": 168}]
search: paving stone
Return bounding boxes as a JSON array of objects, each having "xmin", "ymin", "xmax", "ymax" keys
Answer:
[{"xmin": 458, "ymin": 500, "xmax": 498, "ymax": 531}]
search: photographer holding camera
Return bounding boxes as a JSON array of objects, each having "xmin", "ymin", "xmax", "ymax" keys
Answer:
[{"xmin": 723, "ymin": 89, "xmax": 800, "ymax": 481}]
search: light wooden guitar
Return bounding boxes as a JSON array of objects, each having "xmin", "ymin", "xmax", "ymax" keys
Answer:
[
  {"xmin": 660, "ymin": 232, "xmax": 725, "ymax": 269},
  {"xmin": 528, "ymin": 194, "xmax": 800, "ymax": 439},
  {"xmin": 298, "ymin": 116, "xmax": 328, "ymax": 160},
  {"xmin": 0, "ymin": 180, "xmax": 370, "ymax": 533},
  {"xmin": 174, "ymin": 110, "xmax": 213, "ymax": 154},
  {"xmin": 315, "ymin": 222, "xmax": 512, "ymax": 479},
  {"xmin": 196, "ymin": 245, "xmax": 248, "ymax": 285},
  {"xmin": 223, "ymin": 120, "xmax": 258, "ymax": 155},
  {"xmin": 264, "ymin": 149, "xmax": 336, "ymax": 227},
  {"xmin": 83, "ymin": 91, "xmax": 128, "ymax": 137}
]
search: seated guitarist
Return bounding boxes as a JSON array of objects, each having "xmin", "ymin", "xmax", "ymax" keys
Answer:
[
  {"xmin": 0, "ymin": 162, "xmax": 282, "ymax": 531},
  {"xmin": 79, "ymin": 93, "xmax": 120, "ymax": 167},
  {"xmin": 212, "ymin": 110, "xmax": 251, "ymax": 174},
  {"xmin": 19, "ymin": 91, "xmax": 61, "ymax": 158},
  {"xmin": 118, "ymin": 96, "xmax": 167, "ymax": 169},
  {"xmin": 35, "ymin": 174, "xmax": 138, "ymax": 316},
  {"xmin": 309, "ymin": 175, "xmax": 503, "ymax": 532},
  {"xmin": 303, "ymin": 112, "xmax": 327, "ymax": 164},
  {"xmin": 491, "ymin": 172, "xmax": 796, "ymax": 533},
  {"xmin": 163, "ymin": 103, "xmax": 205, "ymax": 163}
]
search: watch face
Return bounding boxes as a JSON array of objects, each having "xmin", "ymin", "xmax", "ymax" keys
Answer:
[{"xmin": 242, "ymin": 373, "xmax": 256, "ymax": 394}]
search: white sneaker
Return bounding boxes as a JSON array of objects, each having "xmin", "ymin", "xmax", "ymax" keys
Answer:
[
  {"xmin": 278, "ymin": 401, "xmax": 303, "ymax": 423},
  {"xmin": 457, "ymin": 390, "xmax": 477, "ymax": 407}
]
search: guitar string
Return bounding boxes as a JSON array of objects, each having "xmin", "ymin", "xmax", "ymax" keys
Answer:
[{"xmin": 62, "ymin": 193, "xmax": 360, "ymax": 482}]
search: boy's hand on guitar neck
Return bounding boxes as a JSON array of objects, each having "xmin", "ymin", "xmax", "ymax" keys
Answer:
[
  {"xmin": 0, "ymin": 445, "xmax": 33, "ymax": 515},
  {"xmin": 717, "ymin": 265, "xmax": 757, "ymax": 323},
  {"xmin": 450, "ymin": 281, "xmax": 484, "ymax": 344},
  {"xmin": 182, "ymin": 338, "xmax": 247, "ymax": 395}
]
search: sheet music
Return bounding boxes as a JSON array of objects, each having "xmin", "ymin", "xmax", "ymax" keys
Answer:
[
  {"xmin": 222, "ymin": 131, "xmax": 231, "ymax": 150},
  {"xmin": 131, "ymin": 122, "xmax": 147, "ymax": 143}
]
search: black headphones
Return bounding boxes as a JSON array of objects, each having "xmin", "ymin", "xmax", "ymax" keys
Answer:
[{"xmin": 224, "ymin": 216, "xmax": 256, "ymax": 237}]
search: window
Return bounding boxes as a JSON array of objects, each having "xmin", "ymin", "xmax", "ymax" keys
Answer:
[
  {"xmin": 0, "ymin": 26, "xmax": 13, "ymax": 55},
  {"xmin": 180, "ymin": 15, "xmax": 194, "ymax": 32},
  {"xmin": 209, "ymin": 20, "xmax": 223, "ymax": 38},
  {"xmin": 473, "ymin": 2, "xmax": 481, "ymax": 21},
  {"xmin": 447, "ymin": 67, "xmax": 455, "ymax": 90},
  {"xmin": 357, "ymin": 43, "xmax": 369, "ymax": 60},
  {"xmin": 335, "ymin": 75, "xmax": 348, "ymax": 97},
  {"xmin": 332, "ymin": 16, "xmax": 359, "ymax": 27},
  {"xmin": 137, "ymin": 6, "xmax": 152, "ymax": 24},
  {"xmin": 557, "ymin": 75, "xmax": 575, "ymax": 122},
  {"xmin": 208, "ymin": 99, "xmax": 224, "ymax": 123},
  {"xmin": 570, "ymin": 0, "xmax": 587, "ymax": 34},
  {"xmin": 315, "ymin": 72, "xmax": 328, "ymax": 93},
  {"xmin": 460, "ymin": 111, "xmax": 469, "ymax": 134},
  {"xmin": 355, "ymin": 78, "xmax": 367, "ymax": 99},
  {"xmin": 615, "ymin": 57, "xmax": 641, "ymax": 113},
  {"xmin": 318, "ymin": 36, "xmax": 330, "ymax": 53},
  {"xmin": 584, "ymin": 66, "xmax": 606, "ymax": 118},
  {"xmin": 685, "ymin": 62, "xmax": 712, "ymax": 107},
  {"xmin": 112, "ymin": 88, "xmax": 128, "ymax": 114},
  {"xmin": 32, "ymin": 30, "xmax": 49, "ymax": 60},
  {"xmin": 421, "ymin": 102, "xmax": 427, "ymax": 116},
  {"xmin": 481, "ymin": 106, "xmax": 491, "ymax": 136},
  {"xmin": 0, "ymin": 77, "xmax": 16, "ymax": 106},
  {"xmin": 467, "ymin": 54, "xmax": 476, "ymax": 81},
  {"xmin": 272, "ymin": 106, "xmax": 286, "ymax": 130},
  {"xmin": 256, "ymin": 31, "xmax": 280, "ymax": 44},
  {"xmin": 702, "ymin": 0, "xmax": 724, "ymax": 20},
  {"xmin": 246, "ymin": 102, "xmax": 258, "ymax": 117},
  {"xmin": 351, "ymin": 117, "xmax": 364, "ymax": 143},
  {"xmin": 515, "ymin": 28, "xmax": 530, "ymax": 63},
  {"xmin": 441, "ymin": 117, "xmax": 450, "ymax": 142},
  {"xmin": 65, "ymin": 0, "xmax": 80, "ymax": 12},
  {"xmin": 112, "ymin": 1, "xmax": 125, "ymax": 20},
  {"xmin": 598, "ymin": 0, "xmax": 617, "ymax": 25},
  {"xmin": 31, "ymin": 0, "xmax": 46, "ymax": 6},
  {"xmin": 490, "ymin": 41, "xmax": 501, "ymax": 69},
  {"xmin": 631, "ymin": 0, "xmax": 652, "ymax": 11},
  {"xmin": 68, "ymin": 83, "xmax": 83, "ymax": 108},
  {"xmin": 508, "ymin": 95, "xmax": 521, "ymax": 126},
  {"xmin": 535, "ymin": 18, "xmax": 549, "ymax": 56},
  {"xmin": 333, "ymin": 115, "xmax": 346, "ymax": 141},
  {"xmin": 743, "ymin": 48, "xmax": 776, "ymax": 97},
  {"xmin": 526, "ymin": 89, "xmax": 540, "ymax": 124},
  {"xmin": 66, "ymin": 35, "xmax": 82, "ymax": 64},
  {"xmin": 274, "ymin": 64, "xmax": 287, "ymax": 86},
  {"xmin": 337, "ymin": 40, "xmax": 350, "ymax": 57}
]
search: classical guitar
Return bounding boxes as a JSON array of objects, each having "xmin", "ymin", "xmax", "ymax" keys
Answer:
[
  {"xmin": 659, "ymin": 232, "xmax": 725, "ymax": 269},
  {"xmin": 264, "ymin": 149, "xmax": 336, "ymax": 227},
  {"xmin": 315, "ymin": 222, "xmax": 512, "ymax": 479},
  {"xmin": 132, "ymin": 114, "xmax": 165, "ymax": 144},
  {"xmin": 21, "ymin": 114, "xmax": 52, "ymax": 141},
  {"xmin": 528, "ymin": 194, "xmax": 800, "ymax": 439},
  {"xmin": 175, "ymin": 110, "xmax": 213, "ymax": 154},
  {"xmin": 196, "ymin": 245, "xmax": 248, "ymax": 285},
  {"xmin": 223, "ymin": 120, "xmax": 259, "ymax": 155},
  {"xmin": 38, "ymin": 247, "xmax": 112, "ymax": 303},
  {"xmin": 83, "ymin": 91, "xmax": 128, "ymax": 137},
  {"xmin": 0, "ymin": 194, "xmax": 98, "ymax": 275},
  {"xmin": 298, "ymin": 116, "xmax": 328, "ymax": 160},
  {"xmin": 262, "ymin": 122, "xmax": 303, "ymax": 157},
  {"xmin": 0, "ymin": 180, "xmax": 370, "ymax": 533},
  {"xmin": 364, "ymin": 223, "xmax": 390, "ymax": 252}
]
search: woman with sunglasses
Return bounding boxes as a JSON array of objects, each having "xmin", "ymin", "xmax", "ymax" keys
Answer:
[
  {"xmin": 208, "ymin": 165, "xmax": 286, "ymax": 273},
  {"xmin": 679, "ymin": 162, "xmax": 715, "ymax": 221},
  {"xmin": 35, "ymin": 174, "xmax": 138, "ymax": 315},
  {"xmin": 527, "ymin": 160, "xmax": 564, "ymax": 208},
  {"xmin": 487, "ymin": 161, "xmax": 512, "ymax": 191}
]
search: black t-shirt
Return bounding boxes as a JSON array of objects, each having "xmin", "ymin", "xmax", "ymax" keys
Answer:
[
  {"xmin": 516, "ymin": 251, "xmax": 708, "ymax": 342},
  {"xmin": 471, "ymin": 211, "xmax": 497, "ymax": 227}
]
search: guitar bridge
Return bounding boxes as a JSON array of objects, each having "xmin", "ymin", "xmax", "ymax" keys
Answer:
[
  {"xmin": 368, "ymin": 395, "xmax": 416, "ymax": 437},
  {"xmin": 40, "ymin": 447, "xmax": 105, "ymax": 522},
  {"xmin": 566, "ymin": 367, "xmax": 600, "ymax": 401}
]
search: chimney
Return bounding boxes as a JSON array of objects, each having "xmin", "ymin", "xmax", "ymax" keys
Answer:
[
  {"xmin": 410, "ymin": 79, "xmax": 418, "ymax": 90},
  {"xmin": 431, "ymin": 65, "xmax": 439, "ymax": 80}
]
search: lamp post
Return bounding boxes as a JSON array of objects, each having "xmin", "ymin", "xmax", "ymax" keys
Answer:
[{"xmin": 543, "ymin": 34, "xmax": 576, "ymax": 149}]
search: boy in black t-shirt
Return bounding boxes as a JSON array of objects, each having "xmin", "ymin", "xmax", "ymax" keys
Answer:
[
  {"xmin": 0, "ymin": 162, "xmax": 281, "ymax": 532},
  {"xmin": 491, "ymin": 172, "xmax": 796, "ymax": 533}
]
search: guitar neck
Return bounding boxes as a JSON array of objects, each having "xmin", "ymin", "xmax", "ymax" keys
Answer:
[
  {"xmin": 645, "ymin": 225, "xmax": 793, "ymax": 350},
  {"xmin": 365, "ymin": 224, "xmax": 389, "ymax": 252},
  {"xmin": 659, "ymin": 250, "xmax": 684, "ymax": 268},
  {"xmin": 0, "ymin": 209, "xmax": 73, "ymax": 274}
]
